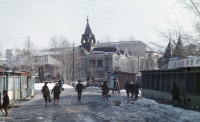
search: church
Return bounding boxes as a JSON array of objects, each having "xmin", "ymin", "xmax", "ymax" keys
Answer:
[{"xmin": 77, "ymin": 18, "xmax": 135, "ymax": 79}]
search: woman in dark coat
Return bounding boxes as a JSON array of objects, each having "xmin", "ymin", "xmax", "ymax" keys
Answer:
[
  {"xmin": 124, "ymin": 81, "xmax": 130, "ymax": 98},
  {"xmin": 129, "ymin": 81, "xmax": 134, "ymax": 98},
  {"xmin": 171, "ymin": 83, "xmax": 180, "ymax": 105},
  {"xmin": 42, "ymin": 82, "xmax": 50, "ymax": 106},
  {"xmin": 134, "ymin": 82, "xmax": 140, "ymax": 100},
  {"xmin": 1, "ymin": 90, "xmax": 9, "ymax": 116},
  {"xmin": 101, "ymin": 81, "xmax": 109, "ymax": 101},
  {"xmin": 51, "ymin": 83, "xmax": 61, "ymax": 104}
]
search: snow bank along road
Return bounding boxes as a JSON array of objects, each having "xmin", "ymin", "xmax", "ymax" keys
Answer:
[{"xmin": 1, "ymin": 85, "xmax": 200, "ymax": 122}]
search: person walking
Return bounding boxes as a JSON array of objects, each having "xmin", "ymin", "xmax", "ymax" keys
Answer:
[
  {"xmin": 42, "ymin": 82, "xmax": 50, "ymax": 106},
  {"xmin": 101, "ymin": 81, "xmax": 109, "ymax": 101},
  {"xmin": 171, "ymin": 83, "xmax": 180, "ymax": 105},
  {"xmin": 1, "ymin": 90, "xmax": 9, "ymax": 117},
  {"xmin": 112, "ymin": 79, "xmax": 116, "ymax": 93},
  {"xmin": 116, "ymin": 80, "xmax": 120, "ymax": 94},
  {"xmin": 129, "ymin": 81, "xmax": 134, "ymax": 98},
  {"xmin": 134, "ymin": 82, "xmax": 140, "ymax": 100},
  {"xmin": 124, "ymin": 81, "xmax": 130, "ymax": 98},
  {"xmin": 51, "ymin": 83, "xmax": 61, "ymax": 104},
  {"xmin": 92, "ymin": 76, "xmax": 94, "ymax": 86},
  {"xmin": 76, "ymin": 80, "xmax": 83, "ymax": 101},
  {"xmin": 58, "ymin": 79, "xmax": 63, "ymax": 90}
]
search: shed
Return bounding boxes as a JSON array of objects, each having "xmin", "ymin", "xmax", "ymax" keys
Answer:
[
  {"xmin": 108, "ymin": 71, "xmax": 136, "ymax": 89},
  {"xmin": 141, "ymin": 67, "xmax": 200, "ymax": 107}
]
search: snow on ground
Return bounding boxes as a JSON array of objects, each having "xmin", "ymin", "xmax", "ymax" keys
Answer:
[
  {"xmin": 34, "ymin": 83, "xmax": 73, "ymax": 90},
  {"xmin": 1, "ymin": 88, "xmax": 200, "ymax": 122}
]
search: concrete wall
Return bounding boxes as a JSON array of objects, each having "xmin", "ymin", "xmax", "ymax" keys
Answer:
[{"xmin": 142, "ymin": 89, "xmax": 200, "ymax": 107}]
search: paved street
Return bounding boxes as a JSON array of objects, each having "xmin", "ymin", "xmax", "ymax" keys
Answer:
[{"xmin": 1, "ymin": 88, "xmax": 200, "ymax": 122}]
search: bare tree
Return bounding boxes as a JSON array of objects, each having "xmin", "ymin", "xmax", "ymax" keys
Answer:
[{"xmin": 154, "ymin": 0, "xmax": 200, "ymax": 57}]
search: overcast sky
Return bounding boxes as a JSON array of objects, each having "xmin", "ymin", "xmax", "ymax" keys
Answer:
[{"xmin": 0, "ymin": 0, "xmax": 194, "ymax": 55}]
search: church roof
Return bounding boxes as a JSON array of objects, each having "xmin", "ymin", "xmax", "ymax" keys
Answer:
[
  {"xmin": 84, "ymin": 21, "xmax": 92, "ymax": 35},
  {"xmin": 163, "ymin": 41, "xmax": 173, "ymax": 58},
  {"xmin": 83, "ymin": 18, "xmax": 93, "ymax": 35},
  {"xmin": 173, "ymin": 37, "xmax": 186, "ymax": 59},
  {"xmin": 92, "ymin": 47, "xmax": 117, "ymax": 52}
]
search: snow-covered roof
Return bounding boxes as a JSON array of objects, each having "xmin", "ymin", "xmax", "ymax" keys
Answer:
[{"xmin": 38, "ymin": 51, "xmax": 60, "ymax": 56}]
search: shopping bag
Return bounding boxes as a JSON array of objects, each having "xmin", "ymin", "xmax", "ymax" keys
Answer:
[{"xmin": 48, "ymin": 97, "xmax": 51, "ymax": 102}]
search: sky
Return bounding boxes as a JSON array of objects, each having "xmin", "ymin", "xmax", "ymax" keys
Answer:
[{"xmin": 0, "ymin": 0, "xmax": 195, "ymax": 55}]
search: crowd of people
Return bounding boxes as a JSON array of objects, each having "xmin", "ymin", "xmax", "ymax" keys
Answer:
[{"xmin": 0, "ymin": 77, "xmax": 180, "ymax": 117}]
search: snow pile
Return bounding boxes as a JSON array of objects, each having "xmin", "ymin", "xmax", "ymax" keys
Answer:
[
  {"xmin": 34, "ymin": 83, "xmax": 73, "ymax": 90},
  {"xmin": 86, "ymin": 86, "xmax": 100, "ymax": 89}
]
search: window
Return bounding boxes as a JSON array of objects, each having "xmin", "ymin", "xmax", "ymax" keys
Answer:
[
  {"xmin": 80, "ymin": 60, "xmax": 85, "ymax": 68},
  {"xmin": 80, "ymin": 71, "xmax": 85, "ymax": 78},
  {"xmin": 97, "ymin": 59, "xmax": 103, "ymax": 67},
  {"xmin": 8, "ymin": 77, "xmax": 13, "ymax": 90},
  {"xmin": 15, "ymin": 77, "xmax": 19, "ymax": 89}
]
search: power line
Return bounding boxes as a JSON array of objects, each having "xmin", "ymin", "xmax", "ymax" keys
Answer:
[
  {"xmin": 0, "ymin": 1, "xmax": 168, "ymax": 24},
  {"xmin": 41, "ymin": 0, "xmax": 183, "ymax": 17},
  {"xmin": 68, "ymin": 0, "xmax": 182, "ymax": 16}
]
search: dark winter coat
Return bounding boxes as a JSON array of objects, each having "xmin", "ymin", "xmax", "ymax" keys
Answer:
[
  {"xmin": 2, "ymin": 95, "xmax": 9, "ymax": 107},
  {"xmin": 87, "ymin": 77, "xmax": 90, "ymax": 82},
  {"xmin": 124, "ymin": 82, "xmax": 130, "ymax": 91},
  {"xmin": 52, "ymin": 86, "xmax": 61, "ymax": 96},
  {"xmin": 42, "ymin": 85, "xmax": 50, "ymax": 98},
  {"xmin": 113, "ymin": 81, "xmax": 116, "ymax": 88},
  {"xmin": 129, "ymin": 84, "xmax": 134, "ymax": 93},
  {"xmin": 76, "ymin": 83, "xmax": 83, "ymax": 92},
  {"xmin": 102, "ymin": 84, "xmax": 109, "ymax": 95},
  {"xmin": 134, "ymin": 84, "xmax": 140, "ymax": 94},
  {"xmin": 171, "ymin": 86, "xmax": 180, "ymax": 101},
  {"xmin": 58, "ymin": 80, "xmax": 63, "ymax": 88}
]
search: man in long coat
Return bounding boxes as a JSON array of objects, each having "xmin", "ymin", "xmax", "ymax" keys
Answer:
[
  {"xmin": 171, "ymin": 83, "xmax": 180, "ymax": 105},
  {"xmin": 124, "ymin": 81, "xmax": 130, "ymax": 98},
  {"xmin": 76, "ymin": 80, "xmax": 83, "ymax": 101},
  {"xmin": 42, "ymin": 82, "xmax": 50, "ymax": 106}
]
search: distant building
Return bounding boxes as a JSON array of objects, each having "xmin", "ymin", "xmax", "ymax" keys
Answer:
[
  {"xmin": 158, "ymin": 37, "xmax": 186, "ymax": 69},
  {"xmin": 141, "ymin": 37, "xmax": 200, "ymax": 107},
  {"xmin": 75, "ymin": 18, "xmax": 162, "ymax": 82}
]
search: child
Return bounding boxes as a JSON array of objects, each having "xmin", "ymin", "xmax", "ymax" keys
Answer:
[
  {"xmin": 1, "ymin": 90, "xmax": 9, "ymax": 116},
  {"xmin": 101, "ymin": 81, "xmax": 109, "ymax": 101},
  {"xmin": 51, "ymin": 83, "xmax": 61, "ymax": 104}
]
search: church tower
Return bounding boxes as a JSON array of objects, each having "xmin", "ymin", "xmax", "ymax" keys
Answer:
[
  {"xmin": 173, "ymin": 36, "xmax": 186, "ymax": 59},
  {"xmin": 81, "ymin": 17, "xmax": 96, "ymax": 53}
]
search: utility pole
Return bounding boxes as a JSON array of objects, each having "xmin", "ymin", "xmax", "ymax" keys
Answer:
[
  {"xmin": 28, "ymin": 37, "xmax": 30, "ymax": 60},
  {"xmin": 72, "ymin": 42, "xmax": 75, "ymax": 82}
]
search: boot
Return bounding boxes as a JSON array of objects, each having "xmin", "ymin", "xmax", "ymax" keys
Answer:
[{"xmin": 53, "ymin": 99, "xmax": 55, "ymax": 104}]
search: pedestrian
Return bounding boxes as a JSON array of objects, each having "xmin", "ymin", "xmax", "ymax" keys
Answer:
[
  {"xmin": 124, "ymin": 81, "xmax": 130, "ymax": 98},
  {"xmin": 129, "ymin": 81, "xmax": 134, "ymax": 98},
  {"xmin": 51, "ymin": 83, "xmax": 61, "ymax": 104},
  {"xmin": 42, "ymin": 82, "xmax": 50, "ymax": 106},
  {"xmin": 58, "ymin": 79, "xmax": 63, "ymax": 90},
  {"xmin": 115, "ymin": 80, "xmax": 120, "ymax": 94},
  {"xmin": 112, "ymin": 79, "xmax": 116, "ymax": 93},
  {"xmin": 92, "ymin": 76, "xmax": 94, "ymax": 86},
  {"xmin": 1, "ymin": 90, "xmax": 9, "ymax": 117},
  {"xmin": 87, "ymin": 76, "xmax": 90, "ymax": 86},
  {"xmin": 101, "ymin": 81, "xmax": 109, "ymax": 101},
  {"xmin": 171, "ymin": 83, "xmax": 180, "ymax": 105},
  {"xmin": 134, "ymin": 82, "xmax": 140, "ymax": 100},
  {"xmin": 76, "ymin": 80, "xmax": 83, "ymax": 101}
]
